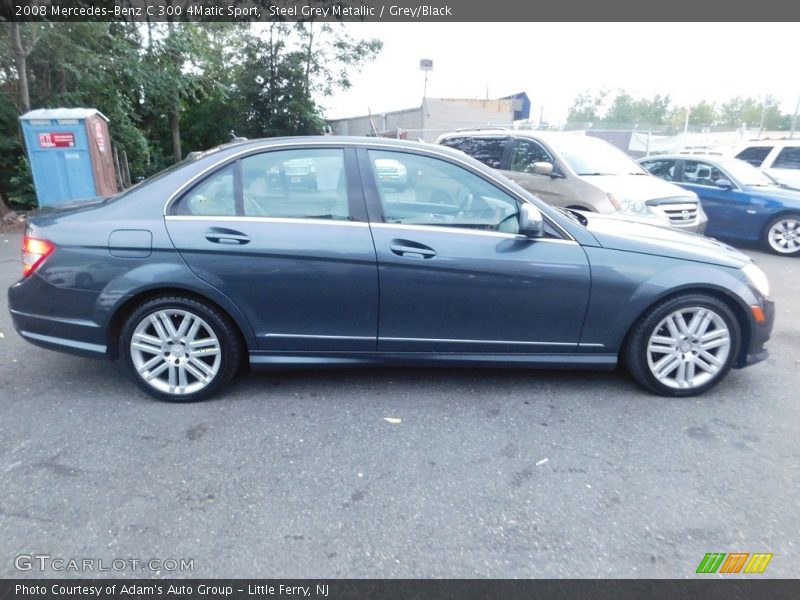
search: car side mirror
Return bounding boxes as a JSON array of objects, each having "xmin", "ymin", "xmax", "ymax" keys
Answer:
[
  {"xmin": 531, "ymin": 161, "xmax": 554, "ymax": 176},
  {"xmin": 714, "ymin": 178, "xmax": 733, "ymax": 190},
  {"xmin": 518, "ymin": 204, "xmax": 544, "ymax": 238}
]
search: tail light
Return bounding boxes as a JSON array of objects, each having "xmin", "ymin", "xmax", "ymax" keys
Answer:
[{"xmin": 22, "ymin": 235, "xmax": 54, "ymax": 277}]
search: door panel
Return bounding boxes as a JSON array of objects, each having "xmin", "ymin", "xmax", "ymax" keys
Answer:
[
  {"xmin": 370, "ymin": 225, "xmax": 591, "ymax": 352},
  {"xmin": 679, "ymin": 160, "xmax": 759, "ymax": 240},
  {"xmin": 359, "ymin": 148, "xmax": 591, "ymax": 353},
  {"xmin": 504, "ymin": 138, "xmax": 575, "ymax": 208},
  {"xmin": 166, "ymin": 147, "xmax": 378, "ymax": 351}
]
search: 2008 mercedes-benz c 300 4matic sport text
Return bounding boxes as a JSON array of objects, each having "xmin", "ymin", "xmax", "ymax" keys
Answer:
[{"xmin": 8, "ymin": 138, "xmax": 774, "ymax": 402}]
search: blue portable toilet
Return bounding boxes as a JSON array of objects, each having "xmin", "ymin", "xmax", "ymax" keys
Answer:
[{"xmin": 19, "ymin": 108, "xmax": 119, "ymax": 206}]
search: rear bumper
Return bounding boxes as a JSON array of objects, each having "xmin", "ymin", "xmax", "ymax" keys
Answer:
[{"xmin": 8, "ymin": 275, "xmax": 110, "ymax": 358}]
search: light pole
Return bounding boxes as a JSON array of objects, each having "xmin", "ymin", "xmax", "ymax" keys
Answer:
[{"xmin": 420, "ymin": 59, "xmax": 433, "ymax": 140}]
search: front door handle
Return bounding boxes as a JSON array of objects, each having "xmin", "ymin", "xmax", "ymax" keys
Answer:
[
  {"xmin": 390, "ymin": 240, "xmax": 436, "ymax": 259},
  {"xmin": 205, "ymin": 227, "xmax": 250, "ymax": 245}
]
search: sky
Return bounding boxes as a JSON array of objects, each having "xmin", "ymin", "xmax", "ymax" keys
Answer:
[{"xmin": 320, "ymin": 23, "xmax": 800, "ymax": 123}]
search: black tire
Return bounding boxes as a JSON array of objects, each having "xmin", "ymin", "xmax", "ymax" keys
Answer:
[
  {"xmin": 120, "ymin": 296, "xmax": 242, "ymax": 402},
  {"xmin": 623, "ymin": 294, "xmax": 741, "ymax": 397},
  {"xmin": 762, "ymin": 213, "xmax": 800, "ymax": 256}
]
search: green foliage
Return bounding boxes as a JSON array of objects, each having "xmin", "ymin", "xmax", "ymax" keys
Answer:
[
  {"xmin": 566, "ymin": 90, "xmax": 607, "ymax": 124},
  {"xmin": 568, "ymin": 89, "xmax": 794, "ymax": 132},
  {"xmin": 0, "ymin": 21, "xmax": 382, "ymax": 205},
  {"xmin": 9, "ymin": 155, "xmax": 36, "ymax": 208},
  {"xmin": 604, "ymin": 91, "xmax": 672, "ymax": 127}
]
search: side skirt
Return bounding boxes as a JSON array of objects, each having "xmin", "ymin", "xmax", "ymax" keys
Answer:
[{"xmin": 249, "ymin": 352, "xmax": 617, "ymax": 370}]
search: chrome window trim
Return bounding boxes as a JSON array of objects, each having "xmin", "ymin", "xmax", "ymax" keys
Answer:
[
  {"xmin": 162, "ymin": 140, "xmax": 577, "ymax": 242},
  {"xmin": 165, "ymin": 215, "xmax": 369, "ymax": 228}
]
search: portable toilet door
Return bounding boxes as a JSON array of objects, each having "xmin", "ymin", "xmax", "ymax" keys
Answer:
[{"xmin": 19, "ymin": 108, "xmax": 119, "ymax": 206}]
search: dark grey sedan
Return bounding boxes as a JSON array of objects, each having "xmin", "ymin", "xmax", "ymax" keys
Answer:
[{"xmin": 8, "ymin": 137, "xmax": 774, "ymax": 401}]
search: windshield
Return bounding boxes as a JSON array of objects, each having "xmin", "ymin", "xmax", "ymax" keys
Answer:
[
  {"xmin": 719, "ymin": 159, "xmax": 779, "ymax": 187},
  {"xmin": 546, "ymin": 135, "xmax": 647, "ymax": 176}
]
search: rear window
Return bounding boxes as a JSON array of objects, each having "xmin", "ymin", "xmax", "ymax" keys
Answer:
[
  {"xmin": 735, "ymin": 146, "xmax": 772, "ymax": 167},
  {"xmin": 772, "ymin": 147, "xmax": 800, "ymax": 170},
  {"xmin": 439, "ymin": 136, "xmax": 508, "ymax": 169}
]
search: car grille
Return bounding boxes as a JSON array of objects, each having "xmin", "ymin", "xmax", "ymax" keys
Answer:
[{"xmin": 650, "ymin": 201, "xmax": 699, "ymax": 225}]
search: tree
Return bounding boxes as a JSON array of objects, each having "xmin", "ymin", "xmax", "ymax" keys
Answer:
[
  {"xmin": 0, "ymin": 20, "xmax": 383, "ymax": 208},
  {"xmin": 566, "ymin": 90, "xmax": 607, "ymax": 124},
  {"xmin": 688, "ymin": 100, "xmax": 717, "ymax": 127},
  {"xmin": 603, "ymin": 91, "xmax": 671, "ymax": 127}
]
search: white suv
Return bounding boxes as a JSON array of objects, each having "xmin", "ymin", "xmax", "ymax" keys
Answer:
[{"xmin": 734, "ymin": 140, "xmax": 800, "ymax": 189}]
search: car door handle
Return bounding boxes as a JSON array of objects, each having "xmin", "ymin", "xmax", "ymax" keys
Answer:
[
  {"xmin": 390, "ymin": 240, "xmax": 436, "ymax": 259},
  {"xmin": 204, "ymin": 228, "xmax": 250, "ymax": 245}
]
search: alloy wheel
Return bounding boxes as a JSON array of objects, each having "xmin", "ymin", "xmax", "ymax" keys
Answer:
[
  {"xmin": 130, "ymin": 309, "xmax": 222, "ymax": 396},
  {"xmin": 645, "ymin": 306, "xmax": 731, "ymax": 390},
  {"xmin": 767, "ymin": 217, "xmax": 800, "ymax": 254}
]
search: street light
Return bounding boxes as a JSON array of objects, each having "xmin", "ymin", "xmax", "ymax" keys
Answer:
[{"xmin": 420, "ymin": 59, "xmax": 433, "ymax": 140}]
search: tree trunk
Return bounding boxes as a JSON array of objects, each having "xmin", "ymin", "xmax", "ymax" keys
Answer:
[
  {"xmin": 303, "ymin": 22, "xmax": 314, "ymax": 97},
  {"xmin": 167, "ymin": 19, "xmax": 182, "ymax": 163},
  {"xmin": 10, "ymin": 22, "xmax": 31, "ymax": 113},
  {"xmin": 169, "ymin": 107, "xmax": 182, "ymax": 163}
]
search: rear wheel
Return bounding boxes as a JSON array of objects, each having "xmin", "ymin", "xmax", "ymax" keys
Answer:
[
  {"xmin": 120, "ymin": 296, "xmax": 241, "ymax": 402},
  {"xmin": 624, "ymin": 294, "xmax": 740, "ymax": 397},
  {"xmin": 764, "ymin": 214, "xmax": 800, "ymax": 256}
]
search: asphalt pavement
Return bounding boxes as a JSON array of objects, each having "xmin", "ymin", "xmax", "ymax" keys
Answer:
[{"xmin": 1, "ymin": 229, "xmax": 798, "ymax": 578}]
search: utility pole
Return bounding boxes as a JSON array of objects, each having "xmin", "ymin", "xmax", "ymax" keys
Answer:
[
  {"xmin": 420, "ymin": 59, "xmax": 433, "ymax": 141},
  {"xmin": 790, "ymin": 94, "xmax": 800, "ymax": 140},
  {"xmin": 758, "ymin": 95, "xmax": 768, "ymax": 140}
]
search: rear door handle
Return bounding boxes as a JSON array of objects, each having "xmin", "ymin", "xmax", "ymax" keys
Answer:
[
  {"xmin": 390, "ymin": 240, "xmax": 436, "ymax": 259},
  {"xmin": 205, "ymin": 227, "xmax": 250, "ymax": 245}
]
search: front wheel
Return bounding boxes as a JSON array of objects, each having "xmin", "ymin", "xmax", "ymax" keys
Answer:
[
  {"xmin": 764, "ymin": 214, "xmax": 800, "ymax": 256},
  {"xmin": 624, "ymin": 294, "xmax": 740, "ymax": 397},
  {"xmin": 120, "ymin": 296, "xmax": 242, "ymax": 402}
]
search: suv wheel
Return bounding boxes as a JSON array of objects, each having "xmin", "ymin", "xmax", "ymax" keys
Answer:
[
  {"xmin": 120, "ymin": 296, "xmax": 241, "ymax": 402},
  {"xmin": 624, "ymin": 294, "xmax": 740, "ymax": 397}
]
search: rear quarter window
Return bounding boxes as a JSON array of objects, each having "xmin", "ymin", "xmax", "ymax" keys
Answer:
[
  {"xmin": 772, "ymin": 147, "xmax": 800, "ymax": 170},
  {"xmin": 735, "ymin": 146, "xmax": 773, "ymax": 167}
]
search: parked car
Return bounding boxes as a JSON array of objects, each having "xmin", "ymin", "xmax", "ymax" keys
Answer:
[
  {"xmin": 374, "ymin": 158, "xmax": 408, "ymax": 189},
  {"xmin": 9, "ymin": 137, "xmax": 773, "ymax": 402},
  {"xmin": 435, "ymin": 130, "xmax": 708, "ymax": 233},
  {"xmin": 639, "ymin": 155, "xmax": 800, "ymax": 256},
  {"xmin": 733, "ymin": 140, "xmax": 800, "ymax": 189}
]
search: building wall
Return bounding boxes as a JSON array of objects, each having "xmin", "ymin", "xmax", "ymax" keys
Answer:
[{"xmin": 328, "ymin": 97, "xmax": 515, "ymax": 142}]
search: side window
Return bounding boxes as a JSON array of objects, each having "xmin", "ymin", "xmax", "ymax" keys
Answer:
[
  {"xmin": 640, "ymin": 158, "xmax": 677, "ymax": 181},
  {"xmin": 439, "ymin": 136, "xmax": 507, "ymax": 169},
  {"xmin": 175, "ymin": 165, "xmax": 236, "ymax": 216},
  {"xmin": 682, "ymin": 160, "xmax": 724, "ymax": 185},
  {"xmin": 735, "ymin": 146, "xmax": 773, "ymax": 167},
  {"xmin": 241, "ymin": 149, "xmax": 349, "ymax": 220},
  {"xmin": 509, "ymin": 139, "xmax": 554, "ymax": 173},
  {"xmin": 367, "ymin": 150, "xmax": 521, "ymax": 234},
  {"xmin": 772, "ymin": 147, "xmax": 800, "ymax": 170}
]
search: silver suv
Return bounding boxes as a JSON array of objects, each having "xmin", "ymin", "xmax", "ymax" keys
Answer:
[{"xmin": 436, "ymin": 130, "xmax": 707, "ymax": 233}]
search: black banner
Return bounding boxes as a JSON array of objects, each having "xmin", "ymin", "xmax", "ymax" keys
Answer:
[
  {"xmin": 2, "ymin": 580, "xmax": 800, "ymax": 600},
  {"xmin": 2, "ymin": 0, "xmax": 800, "ymax": 22}
]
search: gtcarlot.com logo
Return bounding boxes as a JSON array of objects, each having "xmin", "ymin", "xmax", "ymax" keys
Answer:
[
  {"xmin": 14, "ymin": 553, "xmax": 194, "ymax": 573},
  {"xmin": 696, "ymin": 552, "xmax": 773, "ymax": 574}
]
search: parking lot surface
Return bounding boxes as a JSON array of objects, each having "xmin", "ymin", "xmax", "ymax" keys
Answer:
[{"xmin": 1, "ymin": 229, "xmax": 798, "ymax": 578}]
